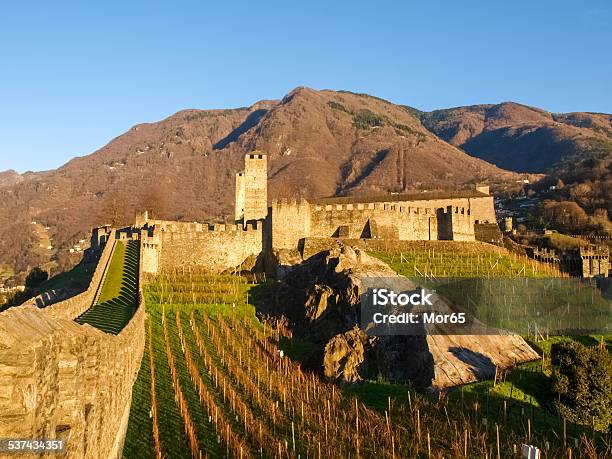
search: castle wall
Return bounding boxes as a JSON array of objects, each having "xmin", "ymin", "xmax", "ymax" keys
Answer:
[
  {"xmin": 22, "ymin": 230, "xmax": 118, "ymax": 319},
  {"xmin": 474, "ymin": 223, "xmax": 503, "ymax": 245},
  {"xmin": 466, "ymin": 196, "xmax": 496, "ymax": 224},
  {"xmin": 141, "ymin": 227, "xmax": 161, "ymax": 275},
  {"xmin": 0, "ymin": 234, "xmax": 145, "ymax": 459},
  {"xmin": 271, "ymin": 200, "xmax": 311, "ymax": 250},
  {"xmin": 271, "ymin": 200, "xmax": 482, "ymax": 251},
  {"xmin": 158, "ymin": 222, "xmax": 263, "ymax": 273},
  {"xmin": 395, "ymin": 196, "xmax": 495, "ymax": 224},
  {"xmin": 436, "ymin": 206, "xmax": 475, "ymax": 241},
  {"xmin": 308, "ymin": 203, "xmax": 437, "ymax": 241},
  {"xmin": 0, "ymin": 302, "xmax": 145, "ymax": 459},
  {"xmin": 580, "ymin": 247, "xmax": 610, "ymax": 277}
]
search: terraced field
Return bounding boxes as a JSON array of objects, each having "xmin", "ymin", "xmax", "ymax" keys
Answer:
[
  {"xmin": 75, "ymin": 240, "xmax": 139, "ymax": 334},
  {"xmin": 371, "ymin": 247, "xmax": 611, "ymax": 336},
  {"xmin": 122, "ymin": 272, "xmax": 607, "ymax": 458},
  {"xmin": 370, "ymin": 247, "xmax": 562, "ymax": 278}
]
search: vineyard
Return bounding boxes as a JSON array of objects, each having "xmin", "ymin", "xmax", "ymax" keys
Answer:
[
  {"xmin": 370, "ymin": 248, "xmax": 563, "ymax": 278},
  {"xmin": 122, "ymin": 271, "xmax": 609, "ymax": 458},
  {"xmin": 369, "ymin": 248, "xmax": 611, "ymax": 336}
]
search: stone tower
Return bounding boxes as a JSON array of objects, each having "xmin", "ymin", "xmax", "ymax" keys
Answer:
[
  {"xmin": 503, "ymin": 216, "xmax": 513, "ymax": 232},
  {"xmin": 235, "ymin": 152, "xmax": 268, "ymax": 223},
  {"xmin": 235, "ymin": 172, "xmax": 246, "ymax": 221}
]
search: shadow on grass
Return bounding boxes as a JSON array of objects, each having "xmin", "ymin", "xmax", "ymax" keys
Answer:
[{"xmin": 76, "ymin": 241, "xmax": 140, "ymax": 335}]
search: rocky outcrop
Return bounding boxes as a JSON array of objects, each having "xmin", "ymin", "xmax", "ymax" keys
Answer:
[
  {"xmin": 266, "ymin": 242, "xmax": 539, "ymax": 389},
  {"xmin": 323, "ymin": 326, "xmax": 373, "ymax": 383}
]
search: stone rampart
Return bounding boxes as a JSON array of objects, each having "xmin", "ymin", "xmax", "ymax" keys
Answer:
[
  {"xmin": 0, "ymin": 288, "xmax": 145, "ymax": 459},
  {"xmin": 271, "ymin": 200, "xmax": 311, "ymax": 250},
  {"xmin": 141, "ymin": 226, "xmax": 161, "ymax": 275},
  {"xmin": 271, "ymin": 199, "xmax": 483, "ymax": 251},
  {"xmin": 159, "ymin": 221, "xmax": 263, "ymax": 273},
  {"xmin": 436, "ymin": 206, "xmax": 474, "ymax": 241},
  {"xmin": 21, "ymin": 230, "xmax": 117, "ymax": 320},
  {"xmin": 309, "ymin": 202, "xmax": 437, "ymax": 241}
]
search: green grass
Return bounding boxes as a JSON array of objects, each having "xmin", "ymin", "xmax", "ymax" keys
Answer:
[
  {"xmin": 122, "ymin": 321, "xmax": 154, "ymax": 458},
  {"xmin": 442, "ymin": 335, "xmax": 612, "ymax": 437},
  {"xmin": 123, "ymin": 274, "xmax": 255, "ymax": 458},
  {"xmin": 369, "ymin": 248, "xmax": 612, "ymax": 335},
  {"xmin": 147, "ymin": 305, "xmax": 192, "ymax": 459},
  {"xmin": 75, "ymin": 240, "xmax": 139, "ymax": 334},
  {"xmin": 342, "ymin": 379, "xmax": 412, "ymax": 411},
  {"xmin": 278, "ymin": 335, "xmax": 320, "ymax": 361},
  {"xmin": 124, "ymin": 273, "xmax": 611, "ymax": 457},
  {"xmin": 371, "ymin": 249, "xmax": 556, "ymax": 278},
  {"xmin": 343, "ymin": 361, "xmax": 601, "ymax": 448},
  {"xmin": 525, "ymin": 334, "xmax": 612, "ymax": 356}
]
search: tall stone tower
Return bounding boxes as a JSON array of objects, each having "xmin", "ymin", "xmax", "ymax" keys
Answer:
[
  {"xmin": 235, "ymin": 152, "xmax": 268, "ymax": 223},
  {"xmin": 235, "ymin": 172, "xmax": 246, "ymax": 221}
]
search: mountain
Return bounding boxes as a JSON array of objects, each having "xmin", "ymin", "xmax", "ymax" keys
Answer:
[
  {"xmin": 1, "ymin": 87, "xmax": 521, "ymax": 282},
  {"xmin": 417, "ymin": 102, "xmax": 612, "ymax": 174},
  {"xmin": 0, "ymin": 170, "xmax": 24, "ymax": 188},
  {"xmin": 416, "ymin": 102, "xmax": 612, "ymax": 232}
]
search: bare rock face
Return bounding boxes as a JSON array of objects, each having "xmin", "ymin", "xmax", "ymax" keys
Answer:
[
  {"xmin": 268, "ymin": 248, "xmax": 304, "ymax": 278},
  {"xmin": 323, "ymin": 326, "xmax": 372, "ymax": 383},
  {"xmin": 265, "ymin": 242, "xmax": 539, "ymax": 389}
]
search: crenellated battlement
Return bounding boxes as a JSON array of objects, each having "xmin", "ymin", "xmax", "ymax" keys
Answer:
[
  {"xmin": 141, "ymin": 219, "xmax": 261, "ymax": 235},
  {"xmin": 439, "ymin": 205, "xmax": 471, "ymax": 216}
]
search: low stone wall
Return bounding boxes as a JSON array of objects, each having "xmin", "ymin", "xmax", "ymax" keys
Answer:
[
  {"xmin": 0, "ymin": 294, "xmax": 145, "ymax": 459},
  {"xmin": 21, "ymin": 230, "xmax": 117, "ymax": 320}
]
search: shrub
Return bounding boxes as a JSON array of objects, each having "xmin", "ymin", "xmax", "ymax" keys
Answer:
[
  {"xmin": 327, "ymin": 101, "xmax": 351, "ymax": 114},
  {"xmin": 25, "ymin": 267, "xmax": 48, "ymax": 289},
  {"xmin": 550, "ymin": 341, "xmax": 612, "ymax": 431},
  {"xmin": 353, "ymin": 110, "xmax": 385, "ymax": 129}
]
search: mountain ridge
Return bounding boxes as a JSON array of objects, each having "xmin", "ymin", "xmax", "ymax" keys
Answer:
[
  {"xmin": 3, "ymin": 87, "xmax": 608, "ymax": 284},
  {"xmin": 417, "ymin": 101, "xmax": 612, "ymax": 173}
]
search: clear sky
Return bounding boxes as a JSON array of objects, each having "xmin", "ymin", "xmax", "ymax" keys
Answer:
[{"xmin": 0, "ymin": 0, "xmax": 610, "ymax": 173}]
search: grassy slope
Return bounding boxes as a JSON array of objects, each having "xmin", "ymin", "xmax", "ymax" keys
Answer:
[
  {"xmin": 124, "ymin": 275, "xmax": 253, "ymax": 458},
  {"xmin": 75, "ymin": 240, "xmax": 139, "ymax": 334},
  {"xmin": 123, "ymin": 273, "xmax": 609, "ymax": 458},
  {"xmin": 362, "ymin": 248, "xmax": 611, "ymax": 440},
  {"xmin": 370, "ymin": 248, "xmax": 556, "ymax": 278}
]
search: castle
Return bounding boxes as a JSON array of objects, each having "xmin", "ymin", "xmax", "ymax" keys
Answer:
[{"xmin": 132, "ymin": 152, "xmax": 498, "ymax": 274}]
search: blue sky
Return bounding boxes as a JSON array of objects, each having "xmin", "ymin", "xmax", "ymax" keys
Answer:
[{"xmin": 0, "ymin": 1, "xmax": 610, "ymax": 173}]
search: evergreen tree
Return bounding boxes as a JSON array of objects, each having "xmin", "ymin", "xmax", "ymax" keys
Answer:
[{"xmin": 551, "ymin": 341, "xmax": 612, "ymax": 431}]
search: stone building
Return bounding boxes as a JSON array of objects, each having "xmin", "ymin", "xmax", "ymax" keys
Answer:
[
  {"xmin": 526, "ymin": 244, "xmax": 611, "ymax": 278},
  {"xmin": 576, "ymin": 245, "xmax": 610, "ymax": 278},
  {"xmin": 134, "ymin": 151, "xmax": 499, "ymax": 274},
  {"xmin": 90, "ymin": 224, "xmax": 112, "ymax": 250}
]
